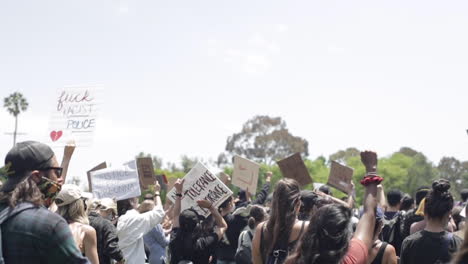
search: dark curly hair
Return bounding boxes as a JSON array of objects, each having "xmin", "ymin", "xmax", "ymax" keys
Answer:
[
  {"xmin": 424, "ymin": 179, "xmax": 454, "ymax": 220},
  {"xmin": 286, "ymin": 204, "xmax": 352, "ymax": 264}
]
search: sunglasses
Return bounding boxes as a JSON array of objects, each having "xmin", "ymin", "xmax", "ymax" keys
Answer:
[{"xmin": 40, "ymin": 167, "xmax": 63, "ymax": 177}]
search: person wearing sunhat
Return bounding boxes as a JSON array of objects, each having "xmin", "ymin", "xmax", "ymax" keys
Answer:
[
  {"xmin": 0, "ymin": 141, "xmax": 88, "ymax": 263},
  {"xmin": 56, "ymin": 184, "xmax": 100, "ymax": 264}
]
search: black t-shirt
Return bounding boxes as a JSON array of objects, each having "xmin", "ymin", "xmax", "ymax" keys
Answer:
[
  {"xmin": 169, "ymin": 228, "xmax": 219, "ymax": 264},
  {"xmin": 400, "ymin": 230, "xmax": 463, "ymax": 264},
  {"xmin": 215, "ymin": 213, "xmax": 248, "ymax": 261}
]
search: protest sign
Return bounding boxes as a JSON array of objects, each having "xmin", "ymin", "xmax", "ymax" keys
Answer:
[
  {"xmin": 327, "ymin": 161, "xmax": 354, "ymax": 194},
  {"xmin": 167, "ymin": 162, "xmax": 233, "ymax": 217},
  {"xmin": 277, "ymin": 153, "xmax": 312, "ymax": 186},
  {"xmin": 232, "ymin": 155, "xmax": 260, "ymax": 194},
  {"xmin": 48, "ymin": 86, "xmax": 102, "ymax": 147},
  {"xmin": 137, "ymin": 157, "xmax": 155, "ymax": 189},
  {"xmin": 90, "ymin": 160, "xmax": 141, "ymax": 201},
  {"xmin": 86, "ymin": 162, "xmax": 107, "ymax": 192}
]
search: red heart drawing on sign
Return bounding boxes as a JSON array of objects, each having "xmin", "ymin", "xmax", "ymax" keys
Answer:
[{"xmin": 50, "ymin": 130, "xmax": 63, "ymax": 142}]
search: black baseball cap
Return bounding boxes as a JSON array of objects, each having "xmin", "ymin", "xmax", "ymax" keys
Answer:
[{"xmin": 1, "ymin": 141, "xmax": 55, "ymax": 192}]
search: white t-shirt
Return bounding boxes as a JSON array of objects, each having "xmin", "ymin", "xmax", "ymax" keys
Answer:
[{"xmin": 117, "ymin": 207, "xmax": 165, "ymax": 264}]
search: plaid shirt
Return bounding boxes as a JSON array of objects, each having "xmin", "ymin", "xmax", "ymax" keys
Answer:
[{"xmin": 0, "ymin": 202, "xmax": 89, "ymax": 264}]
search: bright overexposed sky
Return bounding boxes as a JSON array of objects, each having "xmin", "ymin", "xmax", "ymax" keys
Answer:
[{"xmin": 1, "ymin": 0, "xmax": 467, "ymax": 185}]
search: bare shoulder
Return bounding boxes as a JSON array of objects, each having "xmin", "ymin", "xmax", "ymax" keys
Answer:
[
  {"xmin": 83, "ymin": 224, "xmax": 97, "ymax": 236},
  {"xmin": 383, "ymin": 243, "xmax": 397, "ymax": 264},
  {"xmin": 294, "ymin": 220, "xmax": 309, "ymax": 230}
]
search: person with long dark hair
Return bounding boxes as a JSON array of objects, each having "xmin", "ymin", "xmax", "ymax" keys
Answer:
[
  {"xmin": 285, "ymin": 150, "xmax": 380, "ymax": 264},
  {"xmin": 251, "ymin": 178, "xmax": 307, "ymax": 264},
  {"xmin": 400, "ymin": 179, "xmax": 463, "ymax": 264}
]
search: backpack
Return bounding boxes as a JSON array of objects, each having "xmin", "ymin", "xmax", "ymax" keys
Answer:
[
  {"xmin": 235, "ymin": 230, "xmax": 253, "ymax": 264},
  {"xmin": 381, "ymin": 212, "xmax": 404, "ymax": 255},
  {"xmin": 0, "ymin": 203, "xmax": 36, "ymax": 264}
]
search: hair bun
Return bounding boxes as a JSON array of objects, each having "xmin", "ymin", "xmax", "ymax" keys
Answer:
[{"xmin": 432, "ymin": 179, "xmax": 450, "ymax": 193}]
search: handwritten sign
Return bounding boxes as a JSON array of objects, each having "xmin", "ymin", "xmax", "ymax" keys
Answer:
[
  {"xmin": 137, "ymin": 158, "xmax": 155, "ymax": 189},
  {"xmin": 232, "ymin": 155, "xmax": 260, "ymax": 194},
  {"xmin": 327, "ymin": 161, "xmax": 354, "ymax": 194},
  {"xmin": 167, "ymin": 162, "xmax": 233, "ymax": 217},
  {"xmin": 90, "ymin": 160, "xmax": 141, "ymax": 201},
  {"xmin": 277, "ymin": 153, "xmax": 312, "ymax": 186},
  {"xmin": 86, "ymin": 162, "xmax": 107, "ymax": 192},
  {"xmin": 48, "ymin": 86, "xmax": 102, "ymax": 147}
]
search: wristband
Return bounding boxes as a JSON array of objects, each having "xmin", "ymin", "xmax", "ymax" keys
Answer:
[
  {"xmin": 154, "ymin": 192, "xmax": 160, "ymax": 196},
  {"xmin": 360, "ymin": 175, "xmax": 384, "ymax": 186},
  {"xmin": 175, "ymin": 193, "xmax": 183, "ymax": 197}
]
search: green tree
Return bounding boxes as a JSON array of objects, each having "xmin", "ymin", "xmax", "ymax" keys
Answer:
[
  {"xmin": 437, "ymin": 157, "xmax": 468, "ymax": 197},
  {"xmin": 224, "ymin": 115, "xmax": 308, "ymax": 165},
  {"xmin": 329, "ymin": 147, "xmax": 360, "ymax": 165},
  {"xmin": 3, "ymin": 92, "xmax": 29, "ymax": 146}
]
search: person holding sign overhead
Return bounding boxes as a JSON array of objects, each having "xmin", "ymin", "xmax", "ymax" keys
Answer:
[
  {"xmin": 169, "ymin": 178, "xmax": 228, "ymax": 264},
  {"xmin": 116, "ymin": 180, "xmax": 165, "ymax": 264}
]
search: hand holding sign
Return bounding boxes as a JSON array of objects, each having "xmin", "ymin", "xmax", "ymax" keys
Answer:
[
  {"xmin": 155, "ymin": 180, "xmax": 161, "ymax": 192},
  {"xmin": 174, "ymin": 178, "xmax": 185, "ymax": 194},
  {"xmin": 265, "ymin": 171, "xmax": 272, "ymax": 183}
]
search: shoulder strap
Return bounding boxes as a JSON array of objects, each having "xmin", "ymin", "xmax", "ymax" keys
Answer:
[
  {"xmin": 0, "ymin": 203, "xmax": 36, "ymax": 264},
  {"xmin": 299, "ymin": 221, "xmax": 306, "ymax": 235},
  {"xmin": 248, "ymin": 230, "xmax": 253, "ymax": 241},
  {"xmin": 372, "ymin": 242, "xmax": 388, "ymax": 264}
]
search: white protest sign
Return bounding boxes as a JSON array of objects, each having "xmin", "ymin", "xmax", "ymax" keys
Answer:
[
  {"xmin": 167, "ymin": 162, "xmax": 233, "ymax": 217},
  {"xmin": 90, "ymin": 160, "xmax": 141, "ymax": 201},
  {"xmin": 48, "ymin": 86, "xmax": 102, "ymax": 147},
  {"xmin": 232, "ymin": 155, "xmax": 260, "ymax": 194}
]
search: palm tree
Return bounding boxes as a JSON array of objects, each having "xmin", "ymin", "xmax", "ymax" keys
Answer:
[{"xmin": 3, "ymin": 92, "xmax": 29, "ymax": 146}]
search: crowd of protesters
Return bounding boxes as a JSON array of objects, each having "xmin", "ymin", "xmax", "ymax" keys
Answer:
[{"xmin": 0, "ymin": 140, "xmax": 467, "ymax": 264}]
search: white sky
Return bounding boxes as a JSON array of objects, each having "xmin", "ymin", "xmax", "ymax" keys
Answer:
[{"xmin": 1, "ymin": 0, "xmax": 468, "ymax": 184}]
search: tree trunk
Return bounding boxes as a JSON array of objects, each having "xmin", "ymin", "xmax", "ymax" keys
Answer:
[{"xmin": 13, "ymin": 115, "xmax": 17, "ymax": 146}]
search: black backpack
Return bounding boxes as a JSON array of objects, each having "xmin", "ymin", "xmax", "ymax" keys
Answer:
[
  {"xmin": 381, "ymin": 212, "xmax": 404, "ymax": 255},
  {"xmin": 235, "ymin": 230, "xmax": 253, "ymax": 264}
]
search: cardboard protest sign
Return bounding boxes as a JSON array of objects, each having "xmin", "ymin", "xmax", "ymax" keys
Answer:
[
  {"xmin": 232, "ymin": 155, "xmax": 260, "ymax": 194},
  {"xmin": 48, "ymin": 86, "xmax": 102, "ymax": 147},
  {"xmin": 327, "ymin": 161, "xmax": 354, "ymax": 194},
  {"xmin": 167, "ymin": 162, "xmax": 233, "ymax": 217},
  {"xmin": 90, "ymin": 160, "xmax": 141, "ymax": 201},
  {"xmin": 86, "ymin": 162, "xmax": 107, "ymax": 192},
  {"xmin": 277, "ymin": 153, "xmax": 312, "ymax": 186},
  {"xmin": 137, "ymin": 158, "xmax": 155, "ymax": 189}
]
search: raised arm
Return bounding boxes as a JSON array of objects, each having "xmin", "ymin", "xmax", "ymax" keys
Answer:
[
  {"xmin": 252, "ymin": 171, "xmax": 272, "ymax": 205},
  {"xmin": 353, "ymin": 151, "xmax": 379, "ymax": 250},
  {"xmin": 376, "ymin": 184, "xmax": 387, "ymax": 210},
  {"xmin": 153, "ymin": 181, "xmax": 162, "ymax": 207},
  {"xmin": 172, "ymin": 178, "xmax": 184, "ymax": 228},
  {"xmin": 316, "ymin": 190, "xmax": 351, "ymax": 208},
  {"xmin": 197, "ymin": 200, "xmax": 228, "ymax": 240}
]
